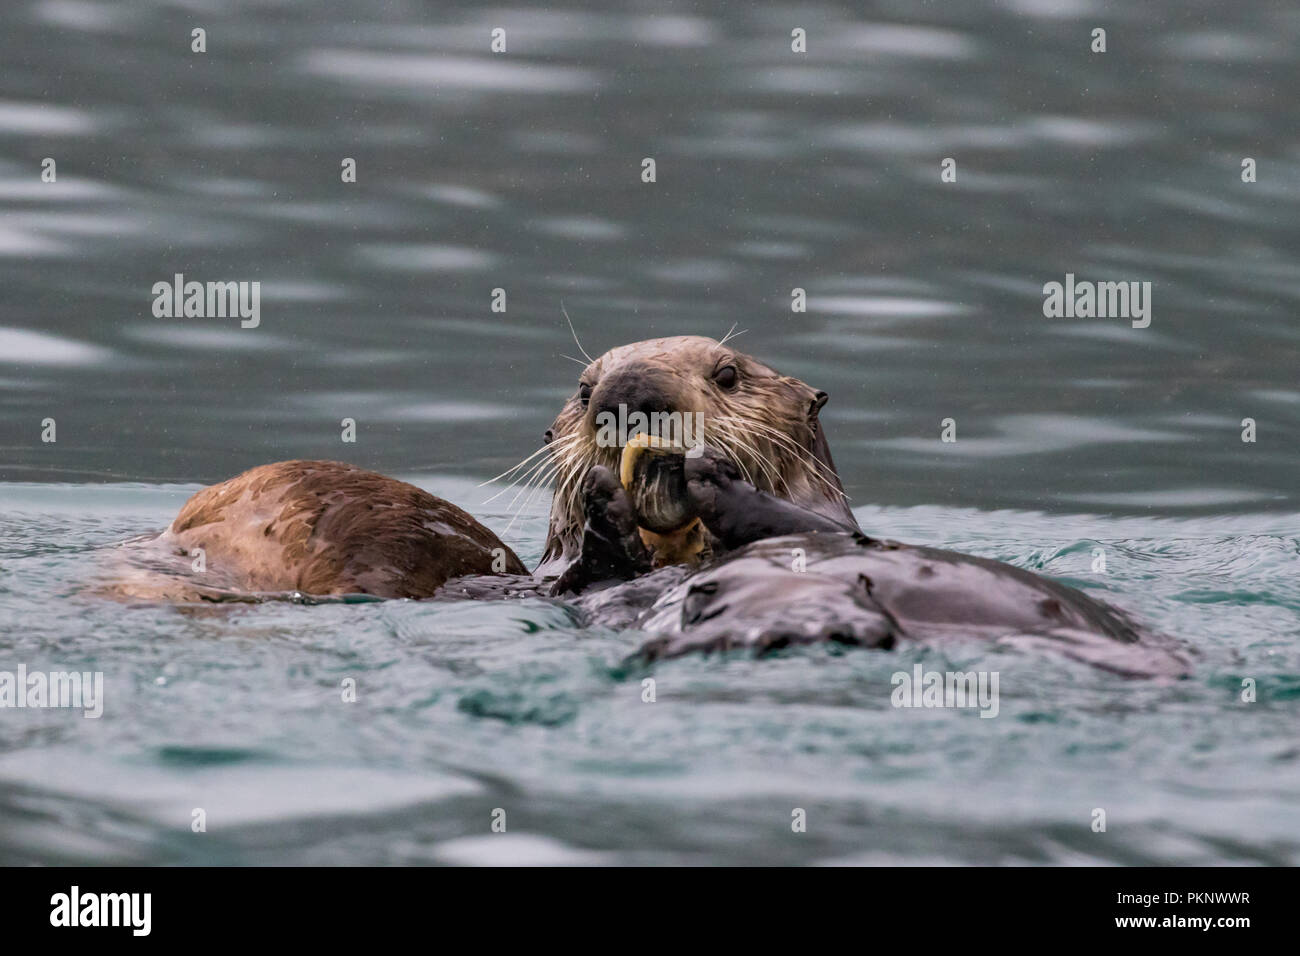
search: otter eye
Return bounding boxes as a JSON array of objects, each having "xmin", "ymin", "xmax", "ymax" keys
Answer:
[
  {"xmin": 713, "ymin": 365, "xmax": 738, "ymax": 390},
  {"xmin": 578, "ymin": 382, "xmax": 593, "ymax": 406}
]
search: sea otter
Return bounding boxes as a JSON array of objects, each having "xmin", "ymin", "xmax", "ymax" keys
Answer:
[{"xmin": 104, "ymin": 336, "xmax": 1188, "ymax": 676}]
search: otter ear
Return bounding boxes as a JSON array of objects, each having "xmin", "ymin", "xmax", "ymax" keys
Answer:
[{"xmin": 809, "ymin": 389, "xmax": 829, "ymax": 420}]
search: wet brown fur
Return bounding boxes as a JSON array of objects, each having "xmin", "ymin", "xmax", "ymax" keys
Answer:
[{"xmin": 146, "ymin": 460, "xmax": 524, "ymax": 599}]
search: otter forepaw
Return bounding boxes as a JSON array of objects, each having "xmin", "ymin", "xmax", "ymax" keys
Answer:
[
  {"xmin": 551, "ymin": 465, "xmax": 652, "ymax": 595},
  {"xmin": 683, "ymin": 446, "xmax": 852, "ymax": 550}
]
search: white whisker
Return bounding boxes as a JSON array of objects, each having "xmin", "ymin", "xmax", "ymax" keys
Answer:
[
  {"xmin": 716, "ymin": 414, "xmax": 845, "ymax": 500},
  {"xmin": 560, "ymin": 301, "xmax": 595, "ymax": 365},
  {"xmin": 480, "ymin": 437, "xmax": 578, "ymax": 506},
  {"xmin": 716, "ymin": 420, "xmax": 784, "ymax": 493},
  {"xmin": 502, "ymin": 455, "xmax": 558, "ymax": 512},
  {"xmin": 718, "ymin": 323, "xmax": 747, "ymax": 346},
  {"xmin": 514, "ymin": 460, "xmax": 562, "ymax": 524},
  {"xmin": 479, "ymin": 439, "xmax": 567, "ymax": 491},
  {"xmin": 503, "ymin": 460, "xmax": 562, "ymax": 534}
]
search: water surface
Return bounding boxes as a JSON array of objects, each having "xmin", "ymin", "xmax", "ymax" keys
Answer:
[{"xmin": 1, "ymin": 0, "xmax": 1298, "ymax": 864}]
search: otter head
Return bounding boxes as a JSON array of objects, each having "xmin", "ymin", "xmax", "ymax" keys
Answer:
[{"xmin": 533, "ymin": 336, "xmax": 857, "ymax": 575}]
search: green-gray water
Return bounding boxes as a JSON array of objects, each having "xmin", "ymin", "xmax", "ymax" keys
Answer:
[{"xmin": 1, "ymin": 0, "xmax": 1298, "ymax": 864}]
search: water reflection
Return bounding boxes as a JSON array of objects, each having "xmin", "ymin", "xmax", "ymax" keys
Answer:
[{"xmin": 0, "ymin": 0, "xmax": 1294, "ymax": 515}]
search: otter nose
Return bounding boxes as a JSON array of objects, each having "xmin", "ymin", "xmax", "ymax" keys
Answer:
[{"xmin": 590, "ymin": 368, "xmax": 676, "ymax": 422}]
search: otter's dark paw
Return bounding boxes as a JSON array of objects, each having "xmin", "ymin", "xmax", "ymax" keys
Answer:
[
  {"xmin": 681, "ymin": 445, "xmax": 741, "ymax": 523},
  {"xmin": 682, "ymin": 445, "xmax": 741, "ymax": 486},
  {"xmin": 682, "ymin": 445, "xmax": 851, "ymax": 550},
  {"xmin": 580, "ymin": 465, "xmax": 637, "ymax": 530},
  {"xmin": 551, "ymin": 465, "xmax": 652, "ymax": 596}
]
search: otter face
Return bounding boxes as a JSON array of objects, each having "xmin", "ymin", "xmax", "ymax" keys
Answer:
[{"xmin": 534, "ymin": 336, "xmax": 856, "ymax": 574}]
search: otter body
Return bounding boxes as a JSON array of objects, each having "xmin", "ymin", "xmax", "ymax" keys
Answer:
[{"xmin": 629, "ymin": 534, "xmax": 1188, "ymax": 677}]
